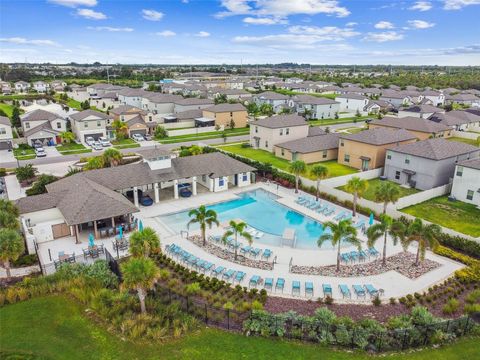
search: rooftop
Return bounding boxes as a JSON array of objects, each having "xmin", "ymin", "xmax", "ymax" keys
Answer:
[
  {"xmin": 250, "ymin": 114, "xmax": 308, "ymax": 129},
  {"xmin": 370, "ymin": 116, "xmax": 450, "ymax": 133},
  {"xmin": 458, "ymin": 158, "xmax": 480, "ymax": 171},
  {"xmin": 203, "ymin": 103, "xmax": 246, "ymax": 113},
  {"xmin": 21, "ymin": 109, "xmax": 60, "ymax": 123},
  {"xmin": 389, "ymin": 138, "xmax": 479, "ymax": 160},
  {"xmin": 339, "ymin": 128, "xmax": 416, "ymax": 145},
  {"xmin": 275, "ymin": 133, "xmax": 340, "ymax": 153},
  {"xmin": 69, "ymin": 109, "xmax": 112, "ymax": 121}
]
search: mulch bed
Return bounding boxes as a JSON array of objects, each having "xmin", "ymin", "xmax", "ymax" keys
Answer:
[{"xmin": 291, "ymin": 252, "xmax": 440, "ymax": 279}]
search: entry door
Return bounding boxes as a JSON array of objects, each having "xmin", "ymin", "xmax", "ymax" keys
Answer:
[
  {"xmin": 52, "ymin": 223, "xmax": 71, "ymax": 239},
  {"xmin": 361, "ymin": 159, "xmax": 370, "ymax": 171}
]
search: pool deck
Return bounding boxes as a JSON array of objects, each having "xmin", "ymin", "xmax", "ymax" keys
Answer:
[{"xmin": 139, "ymin": 182, "xmax": 464, "ymax": 303}]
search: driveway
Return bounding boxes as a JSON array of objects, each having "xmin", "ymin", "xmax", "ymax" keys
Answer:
[
  {"xmin": 44, "ymin": 146, "xmax": 62, "ymax": 158},
  {"xmin": 0, "ymin": 149, "xmax": 16, "ymax": 164}
]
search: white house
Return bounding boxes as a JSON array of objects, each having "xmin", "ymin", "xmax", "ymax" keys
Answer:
[
  {"xmin": 422, "ymin": 90, "xmax": 445, "ymax": 107},
  {"xmin": 336, "ymin": 94, "xmax": 369, "ymax": 114},
  {"xmin": 451, "ymin": 158, "xmax": 480, "ymax": 206},
  {"xmin": 253, "ymin": 91, "xmax": 289, "ymax": 113},
  {"xmin": 0, "ymin": 116, "xmax": 13, "ymax": 150},
  {"xmin": 398, "ymin": 105, "xmax": 445, "ymax": 119},
  {"xmin": 291, "ymin": 95, "xmax": 340, "ymax": 119},
  {"xmin": 14, "ymin": 81, "xmax": 30, "ymax": 93},
  {"xmin": 141, "ymin": 94, "xmax": 182, "ymax": 118},
  {"xmin": 33, "ymin": 81, "xmax": 49, "ymax": 93},
  {"xmin": 21, "ymin": 109, "xmax": 67, "ymax": 146},
  {"xmin": 69, "ymin": 109, "xmax": 113, "ymax": 144},
  {"xmin": 117, "ymin": 88, "xmax": 149, "ymax": 108}
]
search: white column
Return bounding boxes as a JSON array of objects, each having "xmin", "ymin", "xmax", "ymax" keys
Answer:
[
  {"xmin": 209, "ymin": 178, "xmax": 214, "ymax": 192},
  {"xmin": 173, "ymin": 180, "xmax": 179, "ymax": 199},
  {"xmin": 192, "ymin": 177, "xmax": 197, "ymax": 196},
  {"xmin": 133, "ymin": 186, "xmax": 139, "ymax": 207},
  {"xmin": 154, "ymin": 182, "xmax": 159, "ymax": 203}
]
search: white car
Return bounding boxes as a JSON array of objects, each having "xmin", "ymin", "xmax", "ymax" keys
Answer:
[
  {"xmin": 35, "ymin": 147, "xmax": 47, "ymax": 157},
  {"xmin": 99, "ymin": 137, "xmax": 111, "ymax": 147},
  {"xmin": 131, "ymin": 133, "xmax": 145, "ymax": 142},
  {"xmin": 85, "ymin": 137, "xmax": 95, "ymax": 146},
  {"xmin": 92, "ymin": 141, "xmax": 103, "ymax": 151}
]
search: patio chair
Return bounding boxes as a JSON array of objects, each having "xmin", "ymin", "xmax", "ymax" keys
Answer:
[
  {"xmin": 209, "ymin": 235, "xmax": 222, "ymax": 243},
  {"xmin": 308, "ymin": 201, "xmax": 320, "ymax": 210},
  {"xmin": 249, "ymin": 275, "xmax": 262, "ymax": 288},
  {"xmin": 305, "ymin": 282, "xmax": 314, "ymax": 297},
  {"xmin": 352, "ymin": 285, "xmax": 366, "ymax": 299},
  {"xmin": 254, "ymin": 231, "xmax": 264, "ymax": 239},
  {"xmin": 107, "ymin": 228, "xmax": 114, "ymax": 237},
  {"xmin": 292, "ymin": 280, "xmax": 301, "ymax": 296},
  {"xmin": 322, "ymin": 283, "xmax": 332, "ymax": 297},
  {"xmin": 240, "ymin": 245, "xmax": 252, "ymax": 255},
  {"xmin": 333, "ymin": 211, "xmax": 346, "ymax": 221},
  {"xmin": 82, "ymin": 248, "xmax": 90, "ymax": 259},
  {"xmin": 359, "ymin": 250, "xmax": 368, "ymax": 262},
  {"xmin": 222, "ymin": 269, "xmax": 236, "ymax": 281},
  {"xmin": 368, "ymin": 247, "xmax": 380, "ymax": 257},
  {"xmin": 212, "ymin": 266, "xmax": 225, "ymax": 277},
  {"xmin": 324, "ymin": 207, "xmax": 335, "ymax": 216},
  {"xmin": 262, "ymin": 249, "xmax": 272, "ymax": 260},
  {"xmin": 202, "ymin": 262, "xmax": 215, "ymax": 272},
  {"xmin": 234, "ymin": 271, "xmax": 246, "ymax": 283},
  {"xmin": 295, "ymin": 196, "xmax": 308, "ymax": 204},
  {"xmin": 275, "ymin": 278, "xmax": 285, "ymax": 293},
  {"xmin": 250, "ymin": 248, "xmax": 261, "ymax": 258},
  {"xmin": 264, "ymin": 277, "xmax": 274, "ymax": 291},
  {"xmin": 338, "ymin": 284, "xmax": 351, "ymax": 298},
  {"xmin": 349, "ymin": 251, "xmax": 359, "ymax": 262},
  {"xmin": 100, "ymin": 229, "xmax": 107, "ymax": 238},
  {"xmin": 340, "ymin": 253, "xmax": 350, "ymax": 264},
  {"xmin": 195, "ymin": 260, "xmax": 206, "ymax": 269},
  {"xmin": 353, "ymin": 219, "xmax": 366, "ymax": 229},
  {"xmin": 343, "ymin": 212, "xmax": 353, "ymax": 221},
  {"xmin": 364, "ymin": 284, "xmax": 379, "ymax": 298},
  {"xmin": 97, "ymin": 244, "xmax": 104, "ymax": 254},
  {"xmin": 316, "ymin": 204, "xmax": 328, "ymax": 213}
]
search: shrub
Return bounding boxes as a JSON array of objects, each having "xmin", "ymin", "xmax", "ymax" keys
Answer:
[
  {"xmin": 442, "ymin": 298, "xmax": 460, "ymax": 315},
  {"xmin": 465, "ymin": 289, "xmax": 480, "ymax": 304},
  {"xmin": 12, "ymin": 254, "xmax": 38, "ymax": 267},
  {"xmin": 324, "ymin": 295, "xmax": 334, "ymax": 305},
  {"xmin": 0, "ymin": 168, "xmax": 6, "ymax": 177},
  {"xmin": 389, "ymin": 297, "xmax": 396, "ymax": 305},
  {"xmin": 464, "ymin": 303, "xmax": 480, "ymax": 315},
  {"xmin": 372, "ymin": 296, "xmax": 381, "ymax": 306}
]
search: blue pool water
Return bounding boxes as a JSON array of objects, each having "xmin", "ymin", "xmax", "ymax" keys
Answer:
[{"xmin": 158, "ymin": 188, "xmax": 334, "ymax": 249}]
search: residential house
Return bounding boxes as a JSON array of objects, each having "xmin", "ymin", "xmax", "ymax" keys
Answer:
[
  {"xmin": 86, "ymin": 83, "xmax": 125, "ymax": 97},
  {"xmin": 422, "ymin": 90, "xmax": 445, "ymax": 106},
  {"xmin": 21, "ymin": 109, "xmax": 67, "ymax": 146},
  {"xmin": 250, "ymin": 114, "xmax": 309, "ymax": 152},
  {"xmin": 398, "ymin": 105, "xmax": 444, "ymax": 119},
  {"xmin": 109, "ymin": 105, "xmax": 149, "ymax": 137},
  {"xmin": 451, "ymin": 158, "xmax": 480, "ymax": 206},
  {"xmin": 142, "ymin": 93, "xmax": 183, "ymax": 117},
  {"xmin": 368, "ymin": 116, "xmax": 451, "ymax": 140},
  {"xmin": 338, "ymin": 128, "xmax": 417, "ymax": 171},
  {"xmin": 253, "ymin": 91, "xmax": 289, "ymax": 113},
  {"xmin": 445, "ymin": 93, "xmax": 479, "ymax": 106},
  {"xmin": 14, "ymin": 81, "xmax": 30, "ymax": 93},
  {"xmin": 89, "ymin": 91, "xmax": 120, "ymax": 110},
  {"xmin": 117, "ymin": 88, "xmax": 149, "ymax": 108},
  {"xmin": 210, "ymin": 89, "xmax": 252, "ymax": 101},
  {"xmin": 428, "ymin": 110, "xmax": 480, "ymax": 131},
  {"xmin": 336, "ymin": 94, "xmax": 369, "ymax": 114},
  {"xmin": 173, "ymin": 98, "xmax": 214, "ymax": 113},
  {"xmin": 162, "ymin": 109, "xmax": 202, "ymax": 128},
  {"xmin": 274, "ymin": 133, "xmax": 339, "ymax": 163},
  {"xmin": 33, "ymin": 81, "xmax": 49, "ymax": 93},
  {"xmin": 291, "ymin": 95, "xmax": 340, "ymax": 119},
  {"xmin": 199, "ymin": 103, "xmax": 248, "ymax": 128},
  {"xmin": 384, "ymin": 138, "xmax": 480, "ymax": 190},
  {"xmin": 0, "ymin": 116, "xmax": 13, "ymax": 150},
  {"xmin": 0, "ymin": 81, "xmax": 11, "ymax": 95},
  {"xmin": 70, "ymin": 109, "xmax": 113, "ymax": 144},
  {"xmin": 379, "ymin": 90, "xmax": 413, "ymax": 108},
  {"xmin": 50, "ymin": 80, "xmax": 67, "ymax": 92}
]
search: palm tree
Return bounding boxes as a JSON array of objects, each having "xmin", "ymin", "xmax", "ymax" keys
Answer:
[
  {"xmin": 187, "ymin": 205, "xmax": 219, "ymax": 246},
  {"xmin": 102, "ymin": 148, "xmax": 123, "ymax": 167},
  {"xmin": 345, "ymin": 177, "xmax": 368, "ymax": 217},
  {"xmin": 318, "ymin": 219, "xmax": 360, "ymax": 272},
  {"xmin": 0, "ymin": 200, "xmax": 19, "ymax": 230},
  {"xmin": 366, "ymin": 214, "xmax": 405, "ymax": 266},
  {"xmin": 310, "ymin": 164, "xmax": 328, "ymax": 201},
  {"xmin": 221, "ymin": 220, "xmax": 252, "ymax": 260},
  {"xmin": 289, "ymin": 160, "xmax": 307, "ymax": 194},
  {"xmin": 374, "ymin": 182, "xmax": 401, "ymax": 214},
  {"xmin": 112, "ymin": 119, "xmax": 128, "ymax": 139},
  {"xmin": 129, "ymin": 227, "xmax": 160, "ymax": 258},
  {"xmin": 121, "ymin": 257, "xmax": 159, "ymax": 314},
  {"xmin": 405, "ymin": 218, "xmax": 441, "ymax": 266},
  {"xmin": 59, "ymin": 131, "xmax": 75, "ymax": 144},
  {"xmin": 0, "ymin": 228, "xmax": 25, "ymax": 280},
  {"xmin": 84, "ymin": 156, "xmax": 105, "ymax": 170}
]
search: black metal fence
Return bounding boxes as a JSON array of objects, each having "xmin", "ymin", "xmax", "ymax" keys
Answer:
[{"xmin": 105, "ymin": 249, "xmax": 122, "ymax": 281}]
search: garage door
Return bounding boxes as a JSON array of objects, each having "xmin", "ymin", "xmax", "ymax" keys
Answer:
[
  {"xmin": 52, "ymin": 223, "xmax": 71, "ymax": 239},
  {"xmin": 130, "ymin": 129, "xmax": 147, "ymax": 136},
  {"xmin": 31, "ymin": 138, "xmax": 53, "ymax": 147},
  {"xmin": 84, "ymin": 133, "xmax": 104, "ymax": 141},
  {"xmin": 0, "ymin": 141, "xmax": 11, "ymax": 150}
]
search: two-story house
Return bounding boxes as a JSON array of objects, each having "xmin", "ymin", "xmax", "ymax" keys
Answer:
[
  {"xmin": 368, "ymin": 116, "xmax": 452, "ymax": 140},
  {"xmin": 33, "ymin": 81, "xmax": 49, "ymax": 93},
  {"xmin": 291, "ymin": 95, "xmax": 340, "ymax": 119},
  {"xmin": 336, "ymin": 94, "xmax": 369, "ymax": 114},
  {"xmin": 451, "ymin": 158, "xmax": 480, "ymax": 206},
  {"xmin": 199, "ymin": 103, "xmax": 248, "ymax": 128},
  {"xmin": 70, "ymin": 109, "xmax": 113, "ymax": 144},
  {"xmin": 253, "ymin": 91, "xmax": 289, "ymax": 113},
  {"xmin": 21, "ymin": 109, "xmax": 67, "ymax": 146},
  {"xmin": 14, "ymin": 81, "xmax": 30, "ymax": 93},
  {"xmin": 0, "ymin": 116, "xmax": 13, "ymax": 150},
  {"xmin": 173, "ymin": 98, "xmax": 214, "ymax": 113},
  {"xmin": 398, "ymin": 105, "xmax": 444, "ymax": 119}
]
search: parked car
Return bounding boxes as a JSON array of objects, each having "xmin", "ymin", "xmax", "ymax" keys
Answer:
[
  {"xmin": 143, "ymin": 134, "xmax": 152, "ymax": 141},
  {"xmin": 92, "ymin": 141, "xmax": 103, "ymax": 151},
  {"xmin": 131, "ymin": 133, "xmax": 145, "ymax": 142},
  {"xmin": 99, "ymin": 137, "xmax": 111, "ymax": 147},
  {"xmin": 140, "ymin": 195, "xmax": 154, "ymax": 206},
  {"xmin": 85, "ymin": 136, "xmax": 95, "ymax": 146},
  {"xmin": 34, "ymin": 147, "xmax": 47, "ymax": 157}
]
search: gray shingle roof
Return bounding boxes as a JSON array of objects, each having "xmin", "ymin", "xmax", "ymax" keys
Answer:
[
  {"xmin": 307, "ymin": 127, "xmax": 326, "ymax": 137},
  {"xmin": 24, "ymin": 121, "xmax": 60, "ymax": 138},
  {"xmin": 250, "ymin": 114, "xmax": 308, "ymax": 129},
  {"xmin": 70, "ymin": 109, "xmax": 112, "ymax": 121},
  {"xmin": 203, "ymin": 103, "xmax": 246, "ymax": 113},
  {"xmin": 126, "ymin": 115, "xmax": 146, "ymax": 127},
  {"xmin": 174, "ymin": 98, "xmax": 214, "ymax": 106},
  {"xmin": 21, "ymin": 109, "xmax": 60, "ymax": 123},
  {"xmin": 292, "ymin": 94, "xmax": 338, "ymax": 105},
  {"xmin": 255, "ymin": 91, "xmax": 289, "ymax": 100},
  {"xmin": 458, "ymin": 157, "xmax": 480, "ymax": 171},
  {"xmin": 109, "ymin": 105, "xmax": 146, "ymax": 116},
  {"xmin": 340, "ymin": 128, "xmax": 416, "ymax": 145},
  {"xmin": 428, "ymin": 110, "xmax": 480, "ymax": 126},
  {"xmin": 370, "ymin": 116, "xmax": 450, "ymax": 133},
  {"xmin": 402, "ymin": 105, "xmax": 443, "ymax": 113},
  {"xmin": 337, "ymin": 94, "xmax": 368, "ymax": 101},
  {"xmin": 389, "ymin": 138, "xmax": 480, "ymax": 160},
  {"xmin": 169, "ymin": 109, "xmax": 203, "ymax": 120},
  {"xmin": 276, "ymin": 133, "xmax": 340, "ymax": 153}
]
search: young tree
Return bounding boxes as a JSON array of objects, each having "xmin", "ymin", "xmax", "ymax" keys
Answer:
[
  {"xmin": 112, "ymin": 120, "xmax": 128, "ymax": 140},
  {"xmin": 121, "ymin": 257, "xmax": 159, "ymax": 314},
  {"xmin": 405, "ymin": 218, "xmax": 441, "ymax": 266},
  {"xmin": 187, "ymin": 205, "xmax": 219, "ymax": 246},
  {"xmin": 366, "ymin": 214, "xmax": 405, "ymax": 266},
  {"xmin": 11, "ymin": 107, "xmax": 21, "ymax": 128},
  {"xmin": 59, "ymin": 131, "xmax": 75, "ymax": 144},
  {"xmin": 229, "ymin": 119, "xmax": 236, "ymax": 129},
  {"xmin": 221, "ymin": 220, "xmax": 252, "ymax": 260},
  {"xmin": 310, "ymin": 164, "xmax": 328, "ymax": 201},
  {"xmin": 26, "ymin": 174, "xmax": 58, "ymax": 196},
  {"xmin": 129, "ymin": 227, "xmax": 161, "ymax": 258},
  {"xmin": 0, "ymin": 228, "xmax": 25, "ymax": 280},
  {"xmin": 84, "ymin": 156, "xmax": 105, "ymax": 170},
  {"xmin": 154, "ymin": 126, "xmax": 168, "ymax": 139},
  {"xmin": 259, "ymin": 103, "xmax": 274, "ymax": 116},
  {"xmin": 289, "ymin": 160, "xmax": 307, "ymax": 194},
  {"xmin": 102, "ymin": 148, "xmax": 123, "ymax": 167},
  {"xmin": 345, "ymin": 176, "xmax": 368, "ymax": 217},
  {"xmin": 318, "ymin": 219, "xmax": 360, "ymax": 271},
  {"xmin": 374, "ymin": 181, "xmax": 401, "ymax": 214}
]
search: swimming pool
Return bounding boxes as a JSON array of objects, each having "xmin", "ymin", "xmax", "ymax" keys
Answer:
[{"xmin": 157, "ymin": 188, "xmax": 335, "ymax": 249}]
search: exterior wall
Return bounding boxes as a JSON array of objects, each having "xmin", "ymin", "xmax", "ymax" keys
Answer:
[
  {"xmin": 128, "ymin": 123, "xmax": 148, "ymax": 135},
  {"xmin": 22, "ymin": 119, "xmax": 48, "ymax": 133},
  {"xmin": 22, "ymin": 208, "xmax": 64, "ymax": 227},
  {"xmin": 368, "ymin": 124, "xmax": 451, "ymax": 140},
  {"xmin": 213, "ymin": 176, "xmax": 228, "ymax": 192},
  {"xmin": 337, "ymin": 97, "xmax": 368, "ymax": 113},
  {"xmin": 0, "ymin": 124, "xmax": 13, "ymax": 142},
  {"xmin": 174, "ymin": 103, "xmax": 213, "ymax": 113},
  {"xmin": 254, "ymin": 98, "xmax": 288, "ymax": 113},
  {"xmin": 274, "ymin": 147, "xmax": 337, "ymax": 163},
  {"xmin": 397, "ymin": 110, "xmax": 435, "ymax": 119},
  {"xmin": 71, "ymin": 120, "xmax": 107, "ymax": 143},
  {"xmin": 250, "ymin": 124, "xmax": 309, "ymax": 152},
  {"xmin": 451, "ymin": 165, "xmax": 480, "ymax": 206},
  {"xmin": 202, "ymin": 110, "xmax": 248, "ymax": 128},
  {"xmin": 90, "ymin": 98, "xmax": 120, "ymax": 110},
  {"xmin": 142, "ymin": 99, "xmax": 175, "ymax": 116},
  {"xmin": 118, "ymin": 95, "xmax": 143, "ymax": 108},
  {"xmin": 68, "ymin": 90, "xmax": 89, "ymax": 102},
  {"xmin": 295, "ymin": 103, "xmax": 340, "ymax": 119},
  {"xmin": 338, "ymin": 138, "xmax": 416, "ymax": 170}
]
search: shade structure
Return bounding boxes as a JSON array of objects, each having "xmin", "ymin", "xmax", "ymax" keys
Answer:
[
  {"xmin": 88, "ymin": 233, "xmax": 95, "ymax": 247},
  {"xmin": 117, "ymin": 226, "xmax": 123, "ymax": 239},
  {"xmin": 369, "ymin": 213, "xmax": 374, "ymax": 226},
  {"xmin": 138, "ymin": 220, "xmax": 143, "ymax": 231}
]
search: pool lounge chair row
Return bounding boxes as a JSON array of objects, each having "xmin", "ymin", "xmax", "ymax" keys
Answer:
[
  {"xmin": 208, "ymin": 235, "xmax": 273, "ymax": 260},
  {"xmin": 340, "ymin": 247, "xmax": 379, "ymax": 264},
  {"xmin": 296, "ymin": 196, "xmax": 342, "ymax": 218},
  {"xmin": 338, "ymin": 284, "xmax": 384, "ymax": 299}
]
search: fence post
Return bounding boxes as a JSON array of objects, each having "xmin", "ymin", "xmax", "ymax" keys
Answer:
[
  {"xmin": 463, "ymin": 317, "xmax": 470, "ymax": 335},
  {"xmin": 227, "ymin": 309, "xmax": 230, "ymax": 330},
  {"xmin": 204, "ymin": 304, "xmax": 208, "ymax": 324},
  {"xmin": 402, "ymin": 329, "xmax": 408, "ymax": 350},
  {"xmin": 351, "ymin": 328, "xmax": 356, "ymax": 349},
  {"xmin": 446, "ymin": 320, "xmax": 450, "ymax": 333},
  {"xmin": 186, "ymin": 295, "xmax": 189, "ymax": 313}
]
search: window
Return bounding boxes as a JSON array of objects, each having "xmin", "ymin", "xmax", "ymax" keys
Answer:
[
  {"xmin": 467, "ymin": 190, "xmax": 474, "ymax": 201},
  {"xmin": 202, "ymin": 175, "xmax": 206, "ymax": 182},
  {"xmin": 25, "ymin": 122, "xmax": 30, "ymax": 129},
  {"xmin": 286, "ymin": 128, "xmax": 289, "ymax": 135},
  {"xmin": 395, "ymin": 171, "xmax": 401, "ymax": 180},
  {"xmin": 279, "ymin": 129, "xmax": 283, "ymax": 136},
  {"xmin": 56, "ymin": 122, "xmax": 61, "ymax": 129},
  {"xmin": 340, "ymin": 139, "xmax": 344, "ymax": 147},
  {"xmin": 230, "ymin": 112, "xmax": 233, "ymax": 117},
  {"xmin": 322, "ymin": 150, "xmax": 328, "ymax": 158},
  {"xmin": 242, "ymin": 173, "xmax": 248, "ymax": 181},
  {"xmin": 97, "ymin": 121, "xmax": 101, "ymax": 127},
  {"xmin": 386, "ymin": 152, "xmax": 392, "ymax": 160},
  {"xmin": 344, "ymin": 154, "xmax": 350, "ymax": 163},
  {"xmin": 255, "ymin": 126, "xmax": 258, "ymax": 133},
  {"xmin": 456, "ymin": 166, "xmax": 463, "ymax": 177},
  {"xmin": 265, "ymin": 140, "xmax": 268, "ymax": 148},
  {"xmin": 218, "ymin": 178, "xmax": 225, "ymax": 187},
  {"xmin": 84, "ymin": 122, "xmax": 88, "ymax": 128},
  {"xmin": 281, "ymin": 148, "xmax": 284, "ymax": 156},
  {"xmin": 405, "ymin": 156, "xmax": 410, "ymax": 164},
  {"xmin": 0, "ymin": 127, "xmax": 5, "ymax": 135}
]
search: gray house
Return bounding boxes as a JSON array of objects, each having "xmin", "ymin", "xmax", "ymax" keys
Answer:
[{"xmin": 384, "ymin": 138, "xmax": 480, "ymax": 190}]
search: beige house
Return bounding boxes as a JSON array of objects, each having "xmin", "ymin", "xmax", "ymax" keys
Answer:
[
  {"xmin": 109, "ymin": 105, "xmax": 150, "ymax": 136},
  {"xmin": 200, "ymin": 103, "xmax": 248, "ymax": 128},
  {"xmin": 250, "ymin": 115, "xmax": 309, "ymax": 152},
  {"xmin": 21, "ymin": 109, "xmax": 67, "ymax": 146},
  {"xmin": 338, "ymin": 128, "xmax": 417, "ymax": 171},
  {"xmin": 368, "ymin": 116, "xmax": 452, "ymax": 140},
  {"xmin": 70, "ymin": 109, "xmax": 113, "ymax": 144},
  {"xmin": 274, "ymin": 133, "xmax": 339, "ymax": 163}
]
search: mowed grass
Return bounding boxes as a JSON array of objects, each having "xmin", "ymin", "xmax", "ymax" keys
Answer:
[
  {"xmin": 1, "ymin": 296, "xmax": 479, "ymax": 360},
  {"xmin": 338, "ymin": 179, "xmax": 419, "ymax": 202},
  {"xmin": 402, "ymin": 195, "xmax": 480, "ymax": 237},
  {"xmin": 308, "ymin": 116, "xmax": 370, "ymax": 126},
  {"xmin": 56, "ymin": 142, "xmax": 92, "ymax": 154},
  {"xmin": 217, "ymin": 143, "xmax": 357, "ymax": 179},
  {"xmin": 112, "ymin": 138, "xmax": 141, "ymax": 149},
  {"xmin": 0, "ymin": 102, "xmax": 15, "ymax": 117},
  {"xmin": 447, "ymin": 137, "xmax": 479, "ymax": 147}
]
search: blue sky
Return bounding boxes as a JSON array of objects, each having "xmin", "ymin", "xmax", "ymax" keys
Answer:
[{"xmin": 0, "ymin": 0, "xmax": 479, "ymax": 65}]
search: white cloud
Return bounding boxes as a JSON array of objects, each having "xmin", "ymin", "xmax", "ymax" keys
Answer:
[
  {"xmin": 374, "ymin": 21, "xmax": 394, "ymax": 29},
  {"xmin": 288, "ymin": 25, "xmax": 360, "ymax": 39},
  {"xmin": 0, "ymin": 37, "xmax": 59, "ymax": 46},
  {"xmin": 87, "ymin": 26, "xmax": 134, "ymax": 32},
  {"xmin": 141, "ymin": 9, "xmax": 164, "ymax": 21},
  {"xmin": 407, "ymin": 20, "xmax": 435, "ymax": 29},
  {"xmin": 243, "ymin": 17, "xmax": 287, "ymax": 25},
  {"xmin": 195, "ymin": 31, "xmax": 211, "ymax": 37},
  {"xmin": 363, "ymin": 31, "xmax": 404, "ymax": 42},
  {"xmin": 443, "ymin": 0, "xmax": 480, "ymax": 9},
  {"xmin": 345, "ymin": 22, "xmax": 357, "ymax": 27},
  {"xmin": 48, "ymin": 0, "xmax": 97, "ymax": 7},
  {"xmin": 156, "ymin": 30, "xmax": 176, "ymax": 37},
  {"xmin": 76, "ymin": 8, "xmax": 107, "ymax": 20},
  {"xmin": 409, "ymin": 1, "xmax": 433, "ymax": 11},
  {"xmin": 217, "ymin": 0, "xmax": 350, "ymax": 19}
]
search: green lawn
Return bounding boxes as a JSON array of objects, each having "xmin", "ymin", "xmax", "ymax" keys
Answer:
[
  {"xmin": 158, "ymin": 127, "xmax": 249, "ymax": 144},
  {"xmin": 217, "ymin": 143, "xmax": 357, "ymax": 179},
  {"xmin": 308, "ymin": 116, "xmax": 370, "ymax": 126},
  {"xmin": 402, "ymin": 196, "xmax": 480, "ymax": 237},
  {"xmin": 338, "ymin": 179, "xmax": 420, "ymax": 202},
  {"xmin": 13, "ymin": 146, "xmax": 36, "ymax": 160},
  {"xmin": 0, "ymin": 103, "xmax": 15, "ymax": 117},
  {"xmin": 56, "ymin": 142, "xmax": 91, "ymax": 155},
  {"xmin": 112, "ymin": 138, "xmax": 141, "ymax": 149},
  {"xmin": 335, "ymin": 126, "xmax": 366, "ymax": 134},
  {"xmin": 274, "ymin": 89, "xmax": 337, "ymax": 100},
  {"xmin": 1, "ymin": 296, "xmax": 479, "ymax": 360},
  {"xmin": 447, "ymin": 137, "xmax": 479, "ymax": 147}
]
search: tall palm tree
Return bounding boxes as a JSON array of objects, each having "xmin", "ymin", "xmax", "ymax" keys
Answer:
[
  {"xmin": 0, "ymin": 228, "xmax": 25, "ymax": 280},
  {"xmin": 289, "ymin": 160, "xmax": 307, "ymax": 194},
  {"xmin": 405, "ymin": 218, "xmax": 441, "ymax": 266},
  {"xmin": 112, "ymin": 119, "xmax": 128, "ymax": 139},
  {"xmin": 102, "ymin": 148, "xmax": 123, "ymax": 167},
  {"xmin": 366, "ymin": 214, "xmax": 405, "ymax": 266},
  {"xmin": 59, "ymin": 131, "xmax": 75, "ymax": 144},
  {"xmin": 222, "ymin": 220, "xmax": 252, "ymax": 260},
  {"xmin": 374, "ymin": 181, "xmax": 401, "ymax": 214},
  {"xmin": 318, "ymin": 219, "xmax": 360, "ymax": 272},
  {"xmin": 345, "ymin": 176, "xmax": 368, "ymax": 217},
  {"xmin": 129, "ymin": 227, "xmax": 161, "ymax": 258},
  {"xmin": 187, "ymin": 205, "xmax": 219, "ymax": 246},
  {"xmin": 121, "ymin": 257, "xmax": 159, "ymax": 314},
  {"xmin": 310, "ymin": 164, "xmax": 328, "ymax": 201}
]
